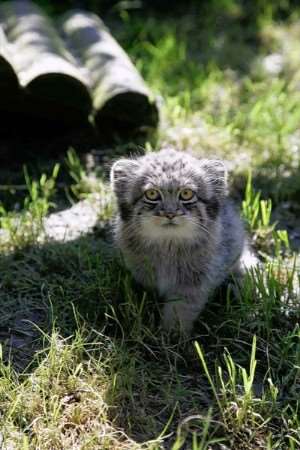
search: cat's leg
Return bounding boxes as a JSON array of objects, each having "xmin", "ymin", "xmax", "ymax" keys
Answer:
[{"xmin": 162, "ymin": 287, "xmax": 209, "ymax": 334}]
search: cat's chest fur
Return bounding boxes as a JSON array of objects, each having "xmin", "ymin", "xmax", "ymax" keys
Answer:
[{"xmin": 121, "ymin": 238, "xmax": 212, "ymax": 295}]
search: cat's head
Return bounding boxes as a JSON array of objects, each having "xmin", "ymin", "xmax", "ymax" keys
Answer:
[{"xmin": 110, "ymin": 148, "xmax": 227, "ymax": 243}]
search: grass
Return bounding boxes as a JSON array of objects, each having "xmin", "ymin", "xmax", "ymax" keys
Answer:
[{"xmin": 1, "ymin": 1, "xmax": 300, "ymax": 448}]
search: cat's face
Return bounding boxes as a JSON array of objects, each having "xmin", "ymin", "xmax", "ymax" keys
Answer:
[{"xmin": 111, "ymin": 149, "xmax": 227, "ymax": 243}]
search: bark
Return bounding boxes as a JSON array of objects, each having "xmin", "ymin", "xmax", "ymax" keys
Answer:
[
  {"xmin": 60, "ymin": 10, "xmax": 159, "ymax": 136},
  {"xmin": 0, "ymin": 2, "xmax": 159, "ymax": 134},
  {"xmin": 0, "ymin": 1, "xmax": 91, "ymax": 124},
  {"xmin": 0, "ymin": 24, "xmax": 19, "ymax": 93}
]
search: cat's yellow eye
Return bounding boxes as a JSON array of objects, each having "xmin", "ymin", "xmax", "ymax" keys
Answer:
[
  {"xmin": 144, "ymin": 189, "xmax": 161, "ymax": 201},
  {"xmin": 179, "ymin": 188, "xmax": 194, "ymax": 201}
]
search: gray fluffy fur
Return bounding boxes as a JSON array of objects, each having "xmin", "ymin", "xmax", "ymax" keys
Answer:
[{"xmin": 110, "ymin": 148, "xmax": 247, "ymax": 333}]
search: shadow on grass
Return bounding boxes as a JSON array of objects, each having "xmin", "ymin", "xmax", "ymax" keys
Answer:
[
  {"xmin": 0, "ymin": 229, "xmax": 159, "ymax": 368},
  {"xmin": 0, "ymin": 228, "xmax": 224, "ymax": 445},
  {"xmin": 0, "ymin": 229, "xmax": 210, "ymax": 443},
  {"xmin": 0, "ymin": 115, "xmax": 154, "ymax": 167},
  {"xmin": 0, "ymin": 217, "xmax": 287, "ymax": 373},
  {"xmin": 0, "ymin": 212, "xmax": 299, "ymax": 445}
]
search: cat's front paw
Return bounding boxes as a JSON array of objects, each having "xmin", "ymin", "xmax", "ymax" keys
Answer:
[{"xmin": 162, "ymin": 299, "xmax": 200, "ymax": 336}]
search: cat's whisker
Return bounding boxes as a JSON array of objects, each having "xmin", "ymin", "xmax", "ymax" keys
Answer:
[{"xmin": 194, "ymin": 222, "xmax": 215, "ymax": 239}]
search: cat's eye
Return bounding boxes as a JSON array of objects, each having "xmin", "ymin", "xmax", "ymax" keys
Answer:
[
  {"xmin": 179, "ymin": 188, "xmax": 195, "ymax": 201},
  {"xmin": 144, "ymin": 189, "xmax": 161, "ymax": 201}
]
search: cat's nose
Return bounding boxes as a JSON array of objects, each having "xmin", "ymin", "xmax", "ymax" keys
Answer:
[{"xmin": 165, "ymin": 212, "xmax": 176, "ymax": 220}]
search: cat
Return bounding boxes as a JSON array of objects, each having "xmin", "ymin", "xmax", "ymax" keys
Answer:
[{"xmin": 110, "ymin": 148, "xmax": 248, "ymax": 334}]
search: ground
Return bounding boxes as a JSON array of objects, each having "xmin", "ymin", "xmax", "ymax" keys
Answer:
[{"xmin": 0, "ymin": 2, "xmax": 300, "ymax": 449}]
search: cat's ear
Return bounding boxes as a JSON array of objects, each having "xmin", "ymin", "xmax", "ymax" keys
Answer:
[
  {"xmin": 110, "ymin": 158, "xmax": 140, "ymax": 196},
  {"xmin": 200, "ymin": 159, "xmax": 228, "ymax": 196}
]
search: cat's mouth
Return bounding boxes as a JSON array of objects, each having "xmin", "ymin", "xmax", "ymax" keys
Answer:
[
  {"xmin": 140, "ymin": 215, "xmax": 198, "ymax": 242},
  {"xmin": 159, "ymin": 215, "xmax": 187, "ymax": 227},
  {"xmin": 162, "ymin": 221, "xmax": 178, "ymax": 227}
]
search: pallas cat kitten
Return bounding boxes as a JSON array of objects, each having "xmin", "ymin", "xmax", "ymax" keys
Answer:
[{"xmin": 110, "ymin": 148, "xmax": 245, "ymax": 333}]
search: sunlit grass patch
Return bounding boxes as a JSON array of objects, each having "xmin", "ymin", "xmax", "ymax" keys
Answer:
[
  {"xmin": 195, "ymin": 335, "xmax": 300, "ymax": 450},
  {"xmin": 0, "ymin": 329, "xmax": 148, "ymax": 449},
  {"xmin": 0, "ymin": 164, "xmax": 60, "ymax": 251}
]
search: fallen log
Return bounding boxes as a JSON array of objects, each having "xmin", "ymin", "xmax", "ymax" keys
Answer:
[
  {"xmin": 0, "ymin": 24, "xmax": 19, "ymax": 94},
  {"xmin": 60, "ymin": 10, "xmax": 159, "ymax": 136},
  {"xmin": 0, "ymin": 23, "xmax": 24, "ymax": 132},
  {"xmin": 0, "ymin": 1, "xmax": 92, "ymax": 125}
]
